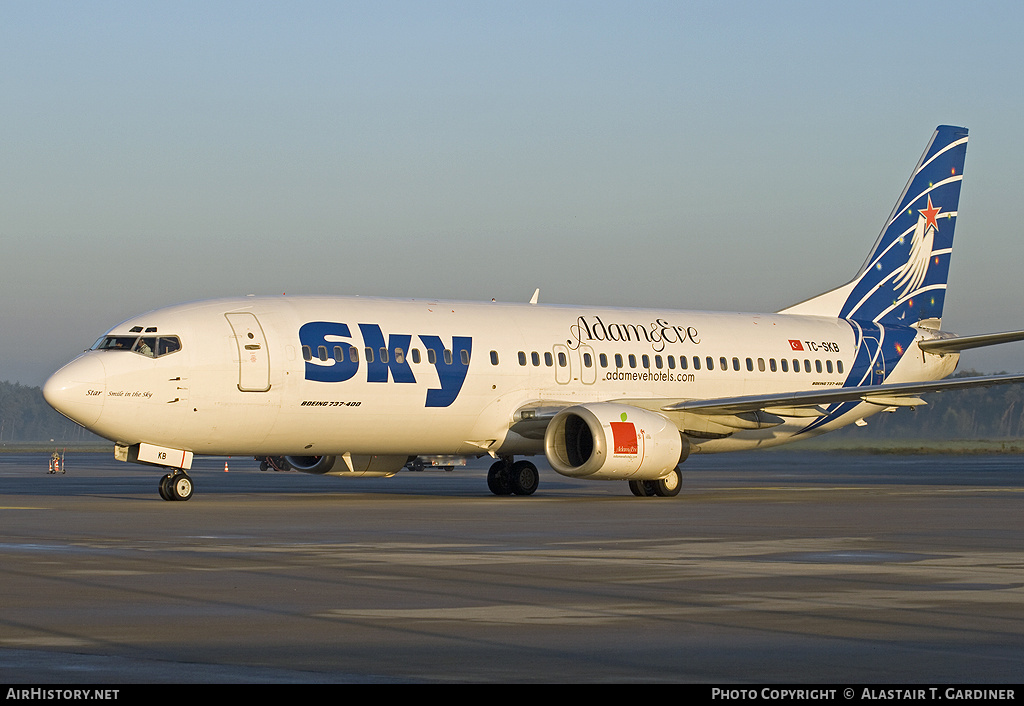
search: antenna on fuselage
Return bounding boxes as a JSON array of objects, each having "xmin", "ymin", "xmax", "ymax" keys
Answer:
[{"xmin": 530, "ymin": 288, "xmax": 539, "ymax": 305}]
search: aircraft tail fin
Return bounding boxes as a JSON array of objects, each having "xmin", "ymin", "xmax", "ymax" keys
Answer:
[{"xmin": 780, "ymin": 125, "xmax": 969, "ymax": 327}]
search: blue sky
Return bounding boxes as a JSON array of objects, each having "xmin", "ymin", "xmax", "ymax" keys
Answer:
[{"xmin": 4, "ymin": 1, "xmax": 1024, "ymax": 385}]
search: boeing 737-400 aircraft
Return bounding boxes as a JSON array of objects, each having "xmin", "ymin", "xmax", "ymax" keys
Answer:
[{"xmin": 44, "ymin": 126, "xmax": 1024, "ymax": 500}]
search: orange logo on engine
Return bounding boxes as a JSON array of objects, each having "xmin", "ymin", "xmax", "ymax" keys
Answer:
[{"xmin": 610, "ymin": 421, "xmax": 638, "ymax": 455}]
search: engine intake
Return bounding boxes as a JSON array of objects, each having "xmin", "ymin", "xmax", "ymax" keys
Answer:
[{"xmin": 544, "ymin": 403, "xmax": 687, "ymax": 480}]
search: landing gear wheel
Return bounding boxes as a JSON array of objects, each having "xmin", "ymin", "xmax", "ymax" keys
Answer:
[
  {"xmin": 170, "ymin": 473, "xmax": 193, "ymax": 501},
  {"xmin": 508, "ymin": 460, "xmax": 539, "ymax": 496},
  {"xmin": 159, "ymin": 472, "xmax": 194, "ymax": 501},
  {"xmin": 653, "ymin": 468, "xmax": 682, "ymax": 497},
  {"xmin": 158, "ymin": 473, "xmax": 174, "ymax": 501},
  {"xmin": 487, "ymin": 460, "xmax": 513, "ymax": 496},
  {"xmin": 628, "ymin": 480, "xmax": 653, "ymax": 496}
]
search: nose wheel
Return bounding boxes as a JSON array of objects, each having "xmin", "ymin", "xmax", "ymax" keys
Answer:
[{"xmin": 158, "ymin": 471, "xmax": 194, "ymax": 501}]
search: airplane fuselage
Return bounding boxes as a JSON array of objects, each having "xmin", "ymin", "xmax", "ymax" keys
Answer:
[{"xmin": 47, "ymin": 295, "xmax": 958, "ymax": 460}]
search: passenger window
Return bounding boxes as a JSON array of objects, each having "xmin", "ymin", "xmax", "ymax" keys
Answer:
[
  {"xmin": 668, "ymin": 356, "xmax": 676, "ymax": 370},
  {"xmin": 427, "ymin": 349, "xmax": 436, "ymax": 365},
  {"xmin": 544, "ymin": 352, "xmax": 553, "ymax": 367},
  {"xmin": 410, "ymin": 348, "xmax": 420, "ymax": 364},
  {"xmin": 350, "ymin": 346, "xmax": 359, "ymax": 363},
  {"xmin": 583, "ymin": 353, "xmax": 593, "ymax": 368},
  {"xmin": 444, "ymin": 349, "xmax": 453, "ymax": 365},
  {"xmin": 642, "ymin": 355, "xmax": 650, "ymax": 369},
  {"xmin": 302, "ymin": 345, "xmax": 312, "ymax": 361},
  {"xmin": 318, "ymin": 346, "xmax": 329, "ymax": 362},
  {"xmin": 732, "ymin": 357, "xmax": 740, "ymax": 371},
  {"xmin": 719, "ymin": 356, "xmax": 727, "ymax": 371},
  {"xmin": 804, "ymin": 359, "xmax": 811, "ymax": 372},
  {"xmin": 365, "ymin": 347, "xmax": 374, "ymax": 363},
  {"xmin": 793, "ymin": 358, "xmax": 800, "ymax": 372},
  {"xmin": 679, "ymin": 356, "xmax": 687, "ymax": 370},
  {"xmin": 334, "ymin": 346, "xmax": 344, "ymax": 361},
  {"xmin": 531, "ymin": 352, "xmax": 540, "ymax": 366},
  {"xmin": 837, "ymin": 360, "xmax": 844, "ymax": 374},
  {"xmin": 758, "ymin": 358, "xmax": 765, "ymax": 372},
  {"xmin": 460, "ymin": 350, "xmax": 470, "ymax": 365},
  {"xmin": 693, "ymin": 356, "xmax": 701, "ymax": 370},
  {"xmin": 815, "ymin": 360, "xmax": 822, "ymax": 373},
  {"xmin": 781, "ymin": 358, "xmax": 789, "ymax": 372},
  {"xmin": 706, "ymin": 356, "xmax": 714, "ymax": 370},
  {"xmin": 490, "ymin": 350, "xmax": 499, "ymax": 365},
  {"xmin": 615, "ymin": 354, "xmax": 623, "ymax": 368},
  {"xmin": 826, "ymin": 360, "xmax": 833, "ymax": 373},
  {"xmin": 558, "ymin": 352, "xmax": 567, "ymax": 367},
  {"xmin": 746, "ymin": 357, "xmax": 753, "ymax": 371},
  {"xmin": 599, "ymin": 353, "xmax": 608, "ymax": 368},
  {"xmin": 769, "ymin": 358, "xmax": 777, "ymax": 372},
  {"xmin": 628, "ymin": 354, "xmax": 637, "ymax": 369},
  {"xmin": 395, "ymin": 348, "xmax": 405, "ymax": 364},
  {"xmin": 518, "ymin": 351, "xmax": 527, "ymax": 366},
  {"xmin": 379, "ymin": 347, "xmax": 389, "ymax": 364},
  {"xmin": 655, "ymin": 355, "xmax": 662, "ymax": 369}
]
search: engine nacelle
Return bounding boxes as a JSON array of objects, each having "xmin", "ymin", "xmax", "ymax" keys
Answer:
[
  {"xmin": 544, "ymin": 403, "xmax": 687, "ymax": 480},
  {"xmin": 283, "ymin": 454, "xmax": 408, "ymax": 478}
]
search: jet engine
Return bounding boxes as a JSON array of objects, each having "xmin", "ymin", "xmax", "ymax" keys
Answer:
[
  {"xmin": 544, "ymin": 403, "xmax": 687, "ymax": 480},
  {"xmin": 283, "ymin": 454, "xmax": 408, "ymax": 477}
]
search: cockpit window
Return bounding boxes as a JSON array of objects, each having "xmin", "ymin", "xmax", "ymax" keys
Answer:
[
  {"xmin": 94, "ymin": 335, "xmax": 182, "ymax": 358},
  {"xmin": 96, "ymin": 336, "xmax": 137, "ymax": 351}
]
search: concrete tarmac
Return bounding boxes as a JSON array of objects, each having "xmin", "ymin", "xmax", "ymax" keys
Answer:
[{"xmin": 1, "ymin": 451, "xmax": 1022, "ymax": 683}]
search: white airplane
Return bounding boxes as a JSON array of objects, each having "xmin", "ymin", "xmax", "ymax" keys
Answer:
[{"xmin": 44, "ymin": 125, "xmax": 1024, "ymax": 501}]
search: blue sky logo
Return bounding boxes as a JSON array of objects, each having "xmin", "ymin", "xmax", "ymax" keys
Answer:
[{"xmin": 299, "ymin": 322, "xmax": 472, "ymax": 408}]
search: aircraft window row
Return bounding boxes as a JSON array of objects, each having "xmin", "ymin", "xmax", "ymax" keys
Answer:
[
  {"xmin": 301, "ymin": 346, "xmax": 471, "ymax": 366},
  {"xmin": 511, "ymin": 349, "xmax": 843, "ymax": 375},
  {"xmin": 517, "ymin": 351, "xmax": 568, "ymax": 368},
  {"xmin": 93, "ymin": 335, "xmax": 182, "ymax": 358}
]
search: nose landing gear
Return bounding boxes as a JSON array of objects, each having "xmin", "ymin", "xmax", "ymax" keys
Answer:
[{"xmin": 158, "ymin": 471, "xmax": 194, "ymax": 501}]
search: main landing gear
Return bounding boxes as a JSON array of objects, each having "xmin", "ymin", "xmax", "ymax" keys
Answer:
[
  {"xmin": 158, "ymin": 471, "xmax": 194, "ymax": 501},
  {"xmin": 628, "ymin": 467, "xmax": 682, "ymax": 497},
  {"xmin": 487, "ymin": 458, "xmax": 540, "ymax": 496}
]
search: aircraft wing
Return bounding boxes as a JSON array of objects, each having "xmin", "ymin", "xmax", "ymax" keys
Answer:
[
  {"xmin": 660, "ymin": 373, "xmax": 1024, "ymax": 416},
  {"xmin": 510, "ymin": 373, "xmax": 1024, "ymax": 439}
]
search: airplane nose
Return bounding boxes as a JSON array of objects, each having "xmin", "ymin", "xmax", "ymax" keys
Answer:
[{"xmin": 43, "ymin": 355, "xmax": 106, "ymax": 428}]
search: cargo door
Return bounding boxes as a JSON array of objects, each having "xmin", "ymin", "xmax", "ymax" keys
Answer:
[{"xmin": 225, "ymin": 312, "xmax": 271, "ymax": 392}]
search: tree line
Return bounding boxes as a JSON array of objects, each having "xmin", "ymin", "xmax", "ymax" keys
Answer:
[
  {"xmin": 0, "ymin": 381, "xmax": 102, "ymax": 444},
  {"xmin": 829, "ymin": 370, "xmax": 1024, "ymax": 440}
]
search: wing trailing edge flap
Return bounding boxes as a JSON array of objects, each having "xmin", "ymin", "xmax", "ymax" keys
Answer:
[{"xmin": 660, "ymin": 373, "xmax": 1024, "ymax": 417}]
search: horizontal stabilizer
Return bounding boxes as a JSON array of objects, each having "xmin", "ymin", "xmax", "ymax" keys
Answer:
[{"xmin": 919, "ymin": 329, "xmax": 1024, "ymax": 354}]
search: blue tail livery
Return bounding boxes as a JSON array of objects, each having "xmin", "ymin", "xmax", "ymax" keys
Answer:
[{"xmin": 782, "ymin": 125, "xmax": 968, "ymax": 326}]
